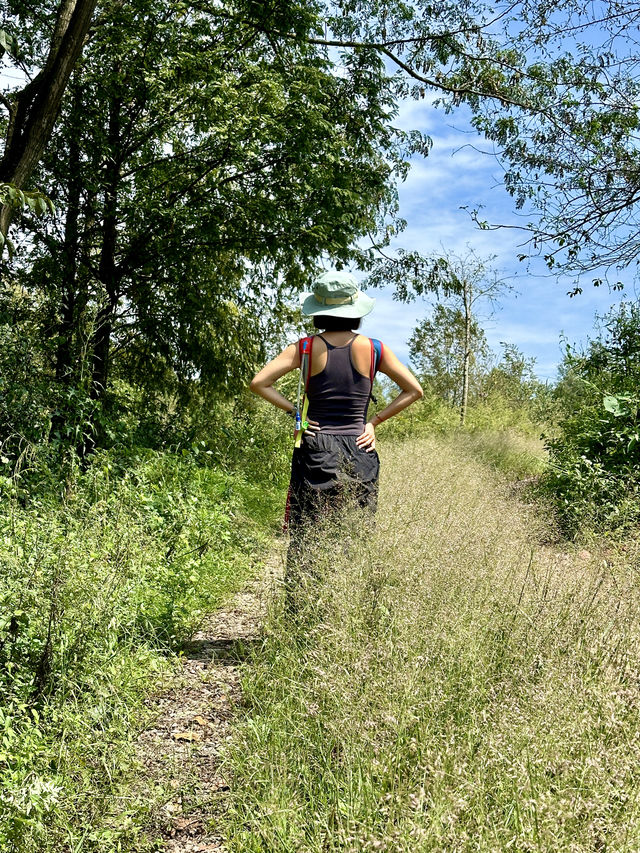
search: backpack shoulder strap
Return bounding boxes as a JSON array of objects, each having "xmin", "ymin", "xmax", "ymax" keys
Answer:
[
  {"xmin": 369, "ymin": 338, "xmax": 383, "ymax": 382},
  {"xmin": 298, "ymin": 335, "xmax": 314, "ymax": 391},
  {"xmin": 294, "ymin": 336, "xmax": 315, "ymax": 449}
]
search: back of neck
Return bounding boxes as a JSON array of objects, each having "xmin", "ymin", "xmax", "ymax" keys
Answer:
[{"xmin": 319, "ymin": 331, "xmax": 357, "ymax": 347}]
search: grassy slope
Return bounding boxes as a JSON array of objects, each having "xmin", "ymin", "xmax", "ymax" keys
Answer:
[{"xmin": 225, "ymin": 435, "xmax": 640, "ymax": 851}]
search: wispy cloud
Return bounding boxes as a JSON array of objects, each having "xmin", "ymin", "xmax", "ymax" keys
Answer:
[{"xmin": 361, "ymin": 97, "xmax": 632, "ymax": 381}]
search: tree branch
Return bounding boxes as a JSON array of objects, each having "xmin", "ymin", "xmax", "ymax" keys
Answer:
[
  {"xmin": 378, "ymin": 45, "xmax": 529, "ymax": 110},
  {"xmin": 0, "ymin": 92, "xmax": 14, "ymax": 116},
  {"xmin": 301, "ymin": 36, "xmax": 531, "ymax": 109}
]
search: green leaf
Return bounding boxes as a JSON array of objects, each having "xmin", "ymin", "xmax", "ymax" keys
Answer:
[
  {"xmin": 603, "ymin": 395, "xmax": 626, "ymax": 416},
  {"xmin": 0, "ymin": 29, "xmax": 18, "ymax": 58}
]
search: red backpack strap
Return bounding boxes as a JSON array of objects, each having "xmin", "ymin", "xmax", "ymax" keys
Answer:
[{"xmin": 298, "ymin": 335, "xmax": 314, "ymax": 391}]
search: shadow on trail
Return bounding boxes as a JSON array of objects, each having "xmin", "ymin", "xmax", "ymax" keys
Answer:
[{"xmin": 179, "ymin": 636, "xmax": 265, "ymax": 666}]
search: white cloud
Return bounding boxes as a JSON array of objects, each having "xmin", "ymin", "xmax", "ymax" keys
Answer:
[{"xmin": 364, "ymin": 94, "xmax": 636, "ymax": 381}]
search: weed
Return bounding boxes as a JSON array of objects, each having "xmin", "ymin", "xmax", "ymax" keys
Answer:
[{"xmin": 0, "ymin": 448, "xmax": 280, "ymax": 851}]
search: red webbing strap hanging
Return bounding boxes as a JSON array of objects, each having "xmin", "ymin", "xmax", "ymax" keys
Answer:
[
  {"xmin": 300, "ymin": 335, "xmax": 314, "ymax": 390},
  {"xmin": 284, "ymin": 335, "xmax": 315, "ymax": 531},
  {"xmin": 294, "ymin": 335, "xmax": 314, "ymax": 449}
]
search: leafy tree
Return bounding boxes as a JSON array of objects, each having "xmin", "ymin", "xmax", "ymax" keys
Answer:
[
  {"xmin": 7, "ymin": 0, "xmax": 425, "ymax": 453},
  {"xmin": 470, "ymin": 2, "xmax": 640, "ymax": 281},
  {"xmin": 5, "ymin": 0, "xmax": 640, "ymax": 286},
  {"xmin": 9, "ymin": 0, "xmax": 640, "ymax": 457},
  {"xmin": 483, "ymin": 343, "xmax": 540, "ymax": 409},
  {"xmin": 475, "ymin": 341, "xmax": 554, "ymax": 428},
  {"xmin": 0, "ymin": 0, "xmax": 97, "ymax": 237},
  {"xmin": 285, "ymin": 1, "xmax": 640, "ymax": 283},
  {"xmin": 410, "ymin": 303, "xmax": 490, "ymax": 410},
  {"xmin": 408, "ymin": 250, "xmax": 510, "ymax": 424}
]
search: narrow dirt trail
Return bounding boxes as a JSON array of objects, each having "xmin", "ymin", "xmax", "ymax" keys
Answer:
[
  {"xmin": 135, "ymin": 551, "xmax": 282, "ymax": 852},
  {"xmin": 133, "ymin": 438, "xmax": 551, "ymax": 851}
]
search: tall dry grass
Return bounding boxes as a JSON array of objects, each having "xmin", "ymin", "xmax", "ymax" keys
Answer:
[{"xmin": 224, "ymin": 436, "xmax": 640, "ymax": 851}]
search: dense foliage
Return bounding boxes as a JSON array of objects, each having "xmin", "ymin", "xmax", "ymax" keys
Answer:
[
  {"xmin": 1, "ymin": 0, "xmax": 429, "ymax": 460},
  {"xmin": 2, "ymin": 0, "xmax": 640, "ymax": 846},
  {"xmin": 410, "ymin": 303, "xmax": 490, "ymax": 407},
  {"xmin": 4, "ymin": 0, "xmax": 640, "ymax": 465},
  {"xmin": 545, "ymin": 303, "xmax": 640, "ymax": 533},
  {"xmin": 0, "ymin": 400, "xmax": 291, "ymax": 851},
  {"xmin": 543, "ymin": 303, "xmax": 640, "ymax": 535},
  {"xmin": 409, "ymin": 301, "xmax": 551, "ymax": 435}
]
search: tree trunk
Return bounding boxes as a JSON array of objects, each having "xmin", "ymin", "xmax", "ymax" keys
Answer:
[
  {"xmin": 80, "ymin": 91, "xmax": 122, "ymax": 458},
  {"xmin": 54, "ymin": 116, "xmax": 82, "ymax": 385},
  {"xmin": 0, "ymin": 0, "xmax": 97, "ymax": 235},
  {"xmin": 50, "ymin": 110, "xmax": 82, "ymax": 441},
  {"xmin": 460, "ymin": 278, "xmax": 472, "ymax": 426}
]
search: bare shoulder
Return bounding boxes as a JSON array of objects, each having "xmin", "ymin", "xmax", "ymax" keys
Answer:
[
  {"xmin": 353, "ymin": 333, "xmax": 373, "ymax": 349},
  {"xmin": 250, "ymin": 341, "xmax": 300, "ymax": 390}
]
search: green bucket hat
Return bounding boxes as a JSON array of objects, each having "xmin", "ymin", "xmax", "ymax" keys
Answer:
[{"xmin": 300, "ymin": 270, "xmax": 375, "ymax": 319}]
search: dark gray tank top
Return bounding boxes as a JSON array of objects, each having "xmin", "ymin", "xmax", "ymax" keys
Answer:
[{"xmin": 306, "ymin": 335, "xmax": 372, "ymax": 435}]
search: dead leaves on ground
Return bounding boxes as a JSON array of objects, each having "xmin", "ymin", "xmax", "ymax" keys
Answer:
[{"xmin": 171, "ymin": 715, "xmax": 211, "ymax": 742}]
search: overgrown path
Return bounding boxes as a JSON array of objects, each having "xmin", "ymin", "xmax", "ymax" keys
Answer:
[
  {"xmin": 137, "ymin": 435, "xmax": 640, "ymax": 851},
  {"xmin": 135, "ymin": 553, "xmax": 282, "ymax": 851}
]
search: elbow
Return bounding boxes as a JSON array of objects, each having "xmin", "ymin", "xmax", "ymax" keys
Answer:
[{"xmin": 249, "ymin": 375, "xmax": 271, "ymax": 398}]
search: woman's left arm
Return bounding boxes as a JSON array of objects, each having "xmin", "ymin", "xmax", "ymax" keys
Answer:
[
  {"xmin": 356, "ymin": 345, "xmax": 423, "ymax": 452},
  {"xmin": 249, "ymin": 344, "xmax": 300, "ymax": 413}
]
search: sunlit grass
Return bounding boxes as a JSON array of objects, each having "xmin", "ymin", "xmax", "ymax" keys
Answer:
[
  {"xmin": 452, "ymin": 428, "xmax": 547, "ymax": 479},
  {"xmin": 225, "ymin": 436, "xmax": 640, "ymax": 851},
  {"xmin": 0, "ymin": 450, "xmax": 277, "ymax": 852}
]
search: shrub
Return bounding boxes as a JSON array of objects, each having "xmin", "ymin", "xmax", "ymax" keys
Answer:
[{"xmin": 542, "ymin": 303, "xmax": 640, "ymax": 535}]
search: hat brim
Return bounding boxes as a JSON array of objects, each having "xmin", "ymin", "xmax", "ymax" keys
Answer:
[{"xmin": 300, "ymin": 290, "xmax": 375, "ymax": 319}]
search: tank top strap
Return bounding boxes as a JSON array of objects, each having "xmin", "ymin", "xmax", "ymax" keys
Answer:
[{"xmin": 318, "ymin": 333, "xmax": 357, "ymax": 351}]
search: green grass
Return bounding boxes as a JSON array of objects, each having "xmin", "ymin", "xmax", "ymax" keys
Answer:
[
  {"xmin": 376, "ymin": 391, "xmax": 547, "ymax": 482},
  {"xmin": 224, "ymin": 436, "xmax": 640, "ymax": 851},
  {"xmin": 451, "ymin": 429, "xmax": 547, "ymax": 480},
  {"xmin": 0, "ymin": 448, "xmax": 282, "ymax": 852}
]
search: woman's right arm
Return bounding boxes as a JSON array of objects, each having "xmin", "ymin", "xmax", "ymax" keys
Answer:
[
  {"xmin": 249, "ymin": 344, "xmax": 301, "ymax": 413},
  {"xmin": 369, "ymin": 346, "xmax": 423, "ymax": 427}
]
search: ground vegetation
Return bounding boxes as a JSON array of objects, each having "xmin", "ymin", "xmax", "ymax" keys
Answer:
[
  {"xmin": 1, "ymin": 0, "xmax": 640, "ymax": 848},
  {"xmin": 225, "ymin": 436, "xmax": 640, "ymax": 851}
]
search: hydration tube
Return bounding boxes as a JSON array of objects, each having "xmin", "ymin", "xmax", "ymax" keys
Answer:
[{"xmin": 294, "ymin": 343, "xmax": 311, "ymax": 448}]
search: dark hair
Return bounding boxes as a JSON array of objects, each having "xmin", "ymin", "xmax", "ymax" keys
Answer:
[{"xmin": 313, "ymin": 315, "xmax": 362, "ymax": 332}]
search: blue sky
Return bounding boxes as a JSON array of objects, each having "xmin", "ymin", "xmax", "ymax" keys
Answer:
[{"xmin": 356, "ymin": 96, "xmax": 634, "ymax": 381}]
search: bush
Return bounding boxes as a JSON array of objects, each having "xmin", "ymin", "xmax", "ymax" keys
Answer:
[
  {"xmin": 453, "ymin": 429, "xmax": 546, "ymax": 479},
  {"xmin": 542, "ymin": 303, "xmax": 640, "ymax": 536},
  {"xmin": 377, "ymin": 388, "xmax": 459, "ymax": 441},
  {"xmin": 0, "ymin": 289, "xmax": 53, "ymax": 455},
  {"xmin": 465, "ymin": 390, "xmax": 542, "ymax": 436}
]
